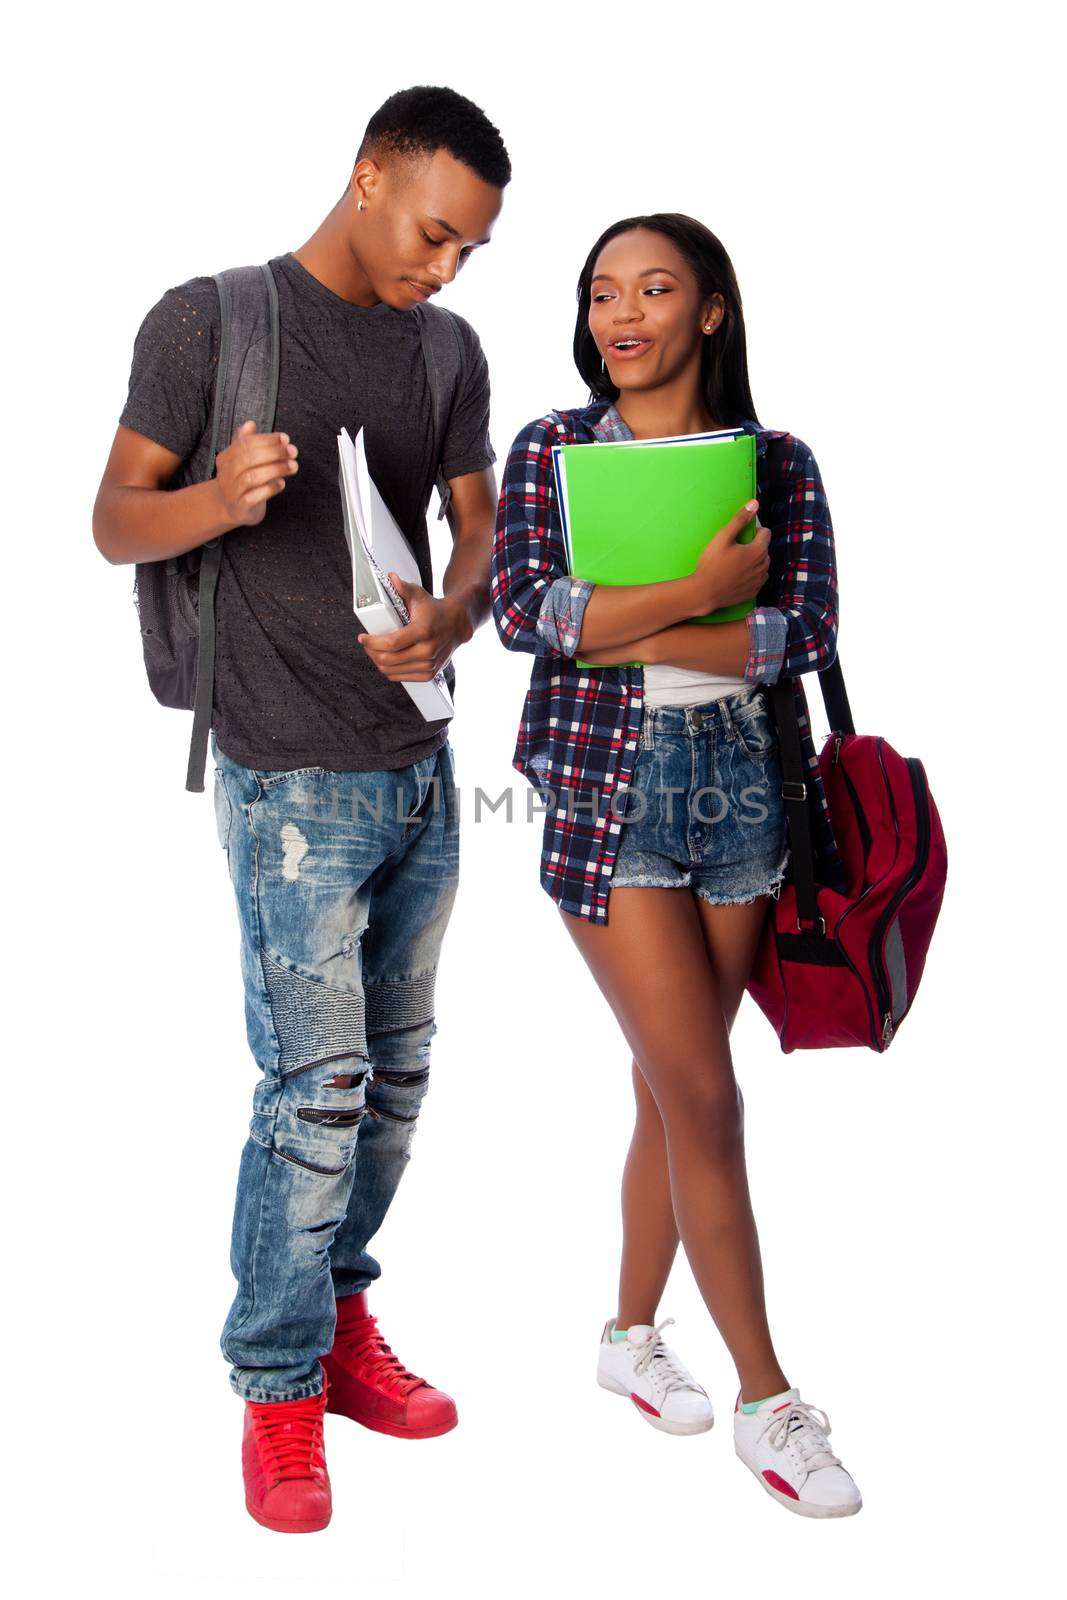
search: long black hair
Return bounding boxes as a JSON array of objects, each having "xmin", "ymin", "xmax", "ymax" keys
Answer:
[{"xmin": 573, "ymin": 213, "xmax": 759, "ymax": 426}]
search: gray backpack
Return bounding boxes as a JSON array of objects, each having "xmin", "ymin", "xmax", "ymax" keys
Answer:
[{"xmin": 133, "ymin": 261, "xmax": 466, "ymax": 792}]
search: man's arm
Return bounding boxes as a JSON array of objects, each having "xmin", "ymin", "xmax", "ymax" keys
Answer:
[
  {"xmin": 439, "ymin": 465, "xmax": 497, "ymax": 638},
  {"xmin": 92, "ymin": 425, "xmax": 228, "ymax": 564},
  {"xmin": 358, "ymin": 466, "xmax": 497, "ymax": 682},
  {"xmin": 92, "ymin": 420, "xmax": 299, "ymax": 565}
]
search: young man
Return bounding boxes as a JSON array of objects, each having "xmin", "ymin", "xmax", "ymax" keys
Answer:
[{"xmin": 93, "ymin": 86, "xmax": 509, "ymax": 1534}]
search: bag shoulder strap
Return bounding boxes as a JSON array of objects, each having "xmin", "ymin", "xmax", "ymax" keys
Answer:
[
  {"xmin": 760, "ymin": 431, "xmax": 853, "ymax": 926},
  {"xmin": 415, "ymin": 301, "xmax": 466, "ymax": 532},
  {"xmin": 186, "ymin": 262, "xmax": 279, "ymax": 792}
]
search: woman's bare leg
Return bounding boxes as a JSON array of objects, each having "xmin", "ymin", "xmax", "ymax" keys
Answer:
[
  {"xmin": 617, "ymin": 894, "xmax": 775, "ymax": 1327},
  {"xmin": 617, "ymin": 1058, "xmax": 681, "ymax": 1327},
  {"xmin": 563, "ymin": 886, "xmax": 788, "ymax": 1402}
]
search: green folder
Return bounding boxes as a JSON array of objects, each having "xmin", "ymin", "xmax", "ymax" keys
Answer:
[{"xmin": 552, "ymin": 433, "xmax": 757, "ymax": 669}]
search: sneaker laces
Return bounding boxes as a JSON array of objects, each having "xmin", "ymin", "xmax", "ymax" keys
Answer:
[
  {"xmin": 332, "ymin": 1313, "xmax": 427, "ymax": 1398},
  {"xmin": 759, "ymin": 1400, "xmax": 841, "ymax": 1473},
  {"xmin": 630, "ymin": 1319, "xmax": 704, "ymax": 1400},
  {"xmin": 249, "ymin": 1392, "xmax": 326, "ymax": 1483}
]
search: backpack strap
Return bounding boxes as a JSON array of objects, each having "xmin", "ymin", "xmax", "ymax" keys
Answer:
[
  {"xmin": 415, "ymin": 302, "xmax": 465, "ymax": 534},
  {"xmin": 185, "ymin": 262, "xmax": 280, "ymax": 792}
]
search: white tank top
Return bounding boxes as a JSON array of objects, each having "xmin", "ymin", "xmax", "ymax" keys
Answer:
[{"xmin": 642, "ymin": 662, "xmax": 750, "ymax": 708}]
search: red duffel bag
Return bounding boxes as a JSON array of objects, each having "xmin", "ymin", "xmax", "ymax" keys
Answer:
[{"xmin": 746, "ymin": 657, "xmax": 948, "ymax": 1052}]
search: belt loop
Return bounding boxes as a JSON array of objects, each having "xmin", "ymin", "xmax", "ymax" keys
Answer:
[
  {"xmin": 719, "ymin": 695, "xmax": 736, "ymax": 740},
  {"xmin": 640, "ymin": 708, "xmax": 655, "ymax": 751}
]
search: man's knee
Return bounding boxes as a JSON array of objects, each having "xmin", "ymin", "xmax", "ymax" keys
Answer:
[
  {"xmin": 366, "ymin": 1059, "xmax": 431, "ymax": 1130},
  {"xmin": 254, "ymin": 1056, "xmax": 371, "ymax": 1177},
  {"xmin": 363, "ymin": 1016, "xmax": 435, "ymax": 1137}
]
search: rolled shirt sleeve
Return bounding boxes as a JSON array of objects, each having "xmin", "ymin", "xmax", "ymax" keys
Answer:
[
  {"xmin": 743, "ymin": 606, "xmax": 790, "ymax": 684},
  {"xmin": 535, "ymin": 576, "xmax": 596, "ymax": 656},
  {"xmin": 492, "ymin": 415, "xmax": 594, "ymax": 658}
]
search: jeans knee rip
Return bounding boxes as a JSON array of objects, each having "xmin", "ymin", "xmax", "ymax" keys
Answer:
[
  {"xmin": 254, "ymin": 1059, "xmax": 370, "ymax": 1176},
  {"xmin": 365, "ymin": 1063, "xmax": 431, "ymax": 1125}
]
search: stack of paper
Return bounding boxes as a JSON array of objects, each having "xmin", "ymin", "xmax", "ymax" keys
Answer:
[
  {"xmin": 551, "ymin": 429, "xmax": 758, "ymax": 669},
  {"xmin": 337, "ymin": 425, "xmax": 454, "ymax": 721}
]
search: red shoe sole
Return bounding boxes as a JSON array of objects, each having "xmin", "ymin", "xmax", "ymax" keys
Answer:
[
  {"xmin": 245, "ymin": 1499, "xmax": 332, "ymax": 1534},
  {"xmin": 325, "ymin": 1399, "xmax": 458, "ymax": 1440}
]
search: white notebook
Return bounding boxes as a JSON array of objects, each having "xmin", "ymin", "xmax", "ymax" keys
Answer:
[{"xmin": 336, "ymin": 425, "xmax": 454, "ymax": 722}]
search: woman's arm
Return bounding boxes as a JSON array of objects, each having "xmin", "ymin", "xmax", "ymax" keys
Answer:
[
  {"xmin": 587, "ymin": 620, "xmax": 750, "ymax": 672},
  {"xmin": 586, "ymin": 435, "xmax": 839, "ymax": 682},
  {"xmin": 491, "ymin": 416, "xmax": 724, "ymax": 658}
]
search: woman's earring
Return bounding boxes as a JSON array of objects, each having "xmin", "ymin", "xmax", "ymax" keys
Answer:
[
  {"xmin": 703, "ymin": 322, "xmax": 713, "ymax": 333},
  {"xmin": 358, "ymin": 199, "xmax": 366, "ymax": 212},
  {"xmin": 601, "ymin": 356, "xmax": 607, "ymax": 375}
]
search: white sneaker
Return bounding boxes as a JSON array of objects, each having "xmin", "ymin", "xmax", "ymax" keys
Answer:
[
  {"xmin": 733, "ymin": 1386, "xmax": 862, "ymax": 1518},
  {"xmin": 597, "ymin": 1318, "xmax": 714, "ymax": 1436}
]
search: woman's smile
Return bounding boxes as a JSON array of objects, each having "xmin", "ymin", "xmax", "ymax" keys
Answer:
[{"xmin": 607, "ymin": 335, "xmax": 655, "ymax": 361}]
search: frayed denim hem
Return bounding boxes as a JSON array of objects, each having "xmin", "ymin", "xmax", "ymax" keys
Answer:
[
  {"xmin": 692, "ymin": 846, "xmax": 791, "ymax": 908},
  {"xmin": 230, "ymin": 1372, "xmax": 324, "ymax": 1404}
]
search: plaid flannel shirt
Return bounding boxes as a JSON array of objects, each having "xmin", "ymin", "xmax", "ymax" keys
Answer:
[{"xmin": 490, "ymin": 396, "xmax": 848, "ymax": 923}]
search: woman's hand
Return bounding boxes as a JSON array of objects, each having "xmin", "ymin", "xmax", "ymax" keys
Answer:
[{"xmin": 692, "ymin": 499, "xmax": 771, "ymax": 613}]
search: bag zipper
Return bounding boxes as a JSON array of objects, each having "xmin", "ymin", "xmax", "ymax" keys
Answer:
[
  {"xmin": 837, "ymin": 756, "xmax": 873, "ymax": 863},
  {"xmin": 777, "ymin": 729, "xmax": 879, "ymax": 1049},
  {"xmin": 868, "ymin": 756, "xmax": 932, "ymax": 1043},
  {"xmin": 825, "ymin": 737, "xmax": 890, "ymax": 1050}
]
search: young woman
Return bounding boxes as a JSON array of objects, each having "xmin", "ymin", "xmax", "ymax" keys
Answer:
[{"xmin": 490, "ymin": 214, "xmax": 861, "ymax": 1519}]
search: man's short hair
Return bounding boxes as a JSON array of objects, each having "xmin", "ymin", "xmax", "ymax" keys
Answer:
[{"xmin": 357, "ymin": 85, "xmax": 511, "ymax": 189}]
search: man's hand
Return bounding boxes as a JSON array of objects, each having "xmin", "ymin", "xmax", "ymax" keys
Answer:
[
  {"xmin": 212, "ymin": 419, "xmax": 299, "ymax": 528},
  {"xmin": 357, "ymin": 574, "xmax": 474, "ymax": 681}
]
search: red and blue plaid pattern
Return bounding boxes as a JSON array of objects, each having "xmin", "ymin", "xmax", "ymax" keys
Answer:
[{"xmin": 490, "ymin": 397, "xmax": 848, "ymax": 923}]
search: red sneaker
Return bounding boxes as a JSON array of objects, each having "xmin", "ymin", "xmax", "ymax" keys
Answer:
[
  {"xmin": 322, "ymin": 1292, "xmax": 457, "ymax": 1440},
  {"xmin": 242, "ymin": 1369, "xmax": 332, "ymax": 1533}
]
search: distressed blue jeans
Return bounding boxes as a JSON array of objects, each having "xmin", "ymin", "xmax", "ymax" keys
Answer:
[{"xmin": 210, "ymin": 733, "xmax": 459, "ymax": 1402}]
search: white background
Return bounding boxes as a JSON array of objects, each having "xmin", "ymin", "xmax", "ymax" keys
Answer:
[{"xmin": 6, "ymin": 1, "xmax": 1063, "ymax": 1595}]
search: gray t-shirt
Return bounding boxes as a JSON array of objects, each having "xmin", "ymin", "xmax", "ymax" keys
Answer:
[{"xmin": 119, "ymin": 251, "xmax": 495, "ymax": 771}]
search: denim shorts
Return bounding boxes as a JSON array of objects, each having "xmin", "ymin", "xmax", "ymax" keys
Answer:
[{"xmin": 609, "ymin": 685, "xmax": 790, "ymax": 906}]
